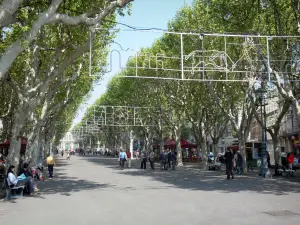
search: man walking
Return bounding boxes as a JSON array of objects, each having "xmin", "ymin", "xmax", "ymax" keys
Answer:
[
  {"xmin": 224, "ymin": 148, "xmax": 234, "ymax": 180},
  {"xmin": 141, "ymin": 150, "xmax": 147, "ymax": 170},
  {"xmin": 46, "ymin": 154, "xmax": 56, "ymax": 179},
  {"xmin": 126, "ymin": 150, "xmax": 132, "ymax": 168},
  {"xmin": 119, "ymin": 150, "xmax": 126, "ymax": 170},
  {"xmin": 171, "ymin": 150, "xmax": 177, "ymax": 170},
  {"xmin": 149, "ymin": 150, "xmax": 156, "ymax": 170}
]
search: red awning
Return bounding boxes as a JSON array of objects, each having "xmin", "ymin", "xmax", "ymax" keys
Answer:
[
  {"xmin": 0, "ymin": 137, "xmax": 27, "ymax": 148},
  {"xmin": 228, "ymin": 145, "xmax": 239, "ymax": 150},
  {"xmin": 164, "ymin": 138, "xmax": 196, "ymax": 149}
]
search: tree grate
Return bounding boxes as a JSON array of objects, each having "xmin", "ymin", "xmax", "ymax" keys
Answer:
[{"xmin": 263, "ymin": 210, "xmax": 300, "ymax": 217}]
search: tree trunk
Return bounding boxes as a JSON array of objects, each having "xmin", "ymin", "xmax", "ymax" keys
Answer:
[
  {"xmin": 7, "ymin": 136, "xmax": 21, "ymax": 166},
  {"xmin": 25, "ymin": 138, "xmax": 38, "ymax": 164},
  {"xmin": 212, "ymin": 139, "xmax": 219, "ymax": 157},
  {"xmin": 6, "ymin": 105, "xmax": 27, "ymax": 166},
  {"xmin": 238, "ymin": 134, "xmax": 248, "ymax": 174},
  {"xmin": 174, "ymin": 125, "xmax": 183, "ymax": 166},
  {"xmin": 30, "ymin": 132, "xmax": 43, "ymax": 166},
  {"xmin": 200, "ymin": 137, "xmax": 209, "ymax": 169},
  {"xmin": 270, "ymin": 134, "xmax": 280, "ymax": 165}
]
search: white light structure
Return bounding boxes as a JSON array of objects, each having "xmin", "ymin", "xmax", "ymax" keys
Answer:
[{"xmin": 89, "ymin": 29, "xmax": 300, "ymax": 82}]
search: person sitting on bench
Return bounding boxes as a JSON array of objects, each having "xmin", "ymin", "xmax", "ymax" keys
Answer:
[
  {"xmin": 7, "ymin": 165, "xmax": 37, "ymax": 195},
  {"xmin": 18, "ymin": 163, "xmax": 33, "ymax": 178},
  {"xmin": 18, "ymin": 163, "xmax": 39, "ymax": 191}
]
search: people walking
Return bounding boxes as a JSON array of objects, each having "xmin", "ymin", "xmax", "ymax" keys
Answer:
[
  {"xmin": 224, "ymin": 148, "xmax": 234, "ymax": 180},
  {"xmin": 167, "ymin": 150, "xmax": 172, "ymax": 168},
  {"xmin": 126, "ymin": 150, "xmax": 132, "ymax": 168},
  {"xmin": 163, "ymin": 150, "xmax": 169, "ymax": 170},
  {"xmin": 67, "ymin": 151, "xmax": 70, "ymax": 161},
  {"xmin": 141, "ymin": 150, "xmax": 147, "ymax": 170},
  {"xmin": 149, "ymin": 150, "xmax": 155, "ymax": 170},
  {"xmin": 61, "ymin": 150, "xmax": 64, "ymax": 158},
  {"xmin": 46, "ymin": 154, "xmax": 56, "ymax": 179},
  {"xmin": 119, "ymin": 150, "xmax": 126, "ymax": 170},
  {"xmin": 236, "ymin": 151, "xmax": 243, "ymax": 175}
]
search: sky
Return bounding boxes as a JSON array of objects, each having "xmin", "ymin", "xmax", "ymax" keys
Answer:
[{"xmin": 72, "ymin": 0, "xmax": 193, "ymax": 127}]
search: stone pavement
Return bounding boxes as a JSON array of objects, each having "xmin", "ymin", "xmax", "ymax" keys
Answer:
[{"xmin": 1, "ymin": 155, "xmax": 300, "ymax": 225}]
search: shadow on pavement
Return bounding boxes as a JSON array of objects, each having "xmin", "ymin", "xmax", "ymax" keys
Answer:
[
  {"xmin": 35, "ymin": 158, "xmax": 112, "ymax": 196},
  {"xmin": 81, "ymin": 156, "xmax": 300, "ymax": 195},
  {"xmin": 0, "ymin": 156, "xmax": 112, "ymax": 201}
]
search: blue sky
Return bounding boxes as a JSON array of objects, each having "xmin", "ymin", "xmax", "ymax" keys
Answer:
[{"xmin": 72, "ymin": 0, "xmax": 193, "ymax": 126}]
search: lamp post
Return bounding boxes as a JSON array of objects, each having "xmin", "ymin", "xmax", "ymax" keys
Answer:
[{"xmin": 255, "ymin": 87, "xmax": 268, "ymax": 177}]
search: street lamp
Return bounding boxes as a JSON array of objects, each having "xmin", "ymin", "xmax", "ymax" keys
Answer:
[{"xmin": 255, "ymin": 87, "xmax": 268, "ymax": 177}]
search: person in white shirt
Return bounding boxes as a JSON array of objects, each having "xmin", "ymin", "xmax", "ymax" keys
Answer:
[
  {"xmin": 67, "ymin": 151, "xmax": 70, "ymax": 161},
  {"xmin": 7, "ymin": 165, "xmax": 36, "ymax": 194}
]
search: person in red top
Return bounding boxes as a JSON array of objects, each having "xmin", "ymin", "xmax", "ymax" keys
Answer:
[
  {"xmin": 126, "ymin": 150, "xmax": 132, "ymax": 168},
  {"xmin": 287, "ymin": 153, "xmax": 295, "ymax": 170}
]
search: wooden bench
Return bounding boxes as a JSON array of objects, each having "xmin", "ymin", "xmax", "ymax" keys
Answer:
[{"xmin": 4, "ymin": 178, "xmax": 25, "ymax": 201}]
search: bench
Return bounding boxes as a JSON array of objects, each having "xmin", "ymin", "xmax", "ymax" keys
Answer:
[{"xmin": 4, "ymin": 178, "xmax": 25, "ymax": 201}]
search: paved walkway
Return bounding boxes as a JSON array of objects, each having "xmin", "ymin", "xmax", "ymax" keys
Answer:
[{"xmin": 1, "ymin": 155, "xmax": 300, "ymax": 225}]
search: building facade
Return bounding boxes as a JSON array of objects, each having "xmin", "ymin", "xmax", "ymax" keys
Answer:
[
  {"xmin": 59, "ymin": 132, "xmax": 79, "ymax": 151},
  {"xmin": 249, "ymin": 95, "xmax": 299, "ymax": 164}
]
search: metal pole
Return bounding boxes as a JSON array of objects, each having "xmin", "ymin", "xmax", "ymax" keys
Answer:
[
  {"xmin": 261, "ymin": 97, "xmax": 266, "ymax": 177},
  {"xmin": 264, "ymin": 101, "xmax": 267, "ymax": 157}
]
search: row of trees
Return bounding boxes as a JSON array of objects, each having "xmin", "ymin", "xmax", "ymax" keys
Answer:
[
  {"xmin": 75, "ymin": 0, "xmax": 300, "ymax": 170},
  {"xmin": 0, "ymin": 0, "xmax": 133, "ymax": 167}
]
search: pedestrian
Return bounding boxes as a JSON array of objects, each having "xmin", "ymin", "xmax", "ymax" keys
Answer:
[
  {"xmin": 119, "ymin": 149, "xmax": 126, "ymax": 170},
  {"xmin": 163, "ymin": 150, "xmax": 169, "ymax": 170},
  {"xmin": 224, "ymin": 148, "xmax": 234, "ymax": 180},
  {"xmin": 126, "ymin": 150, "xmax": 132, "ymax": 168},
  {"xmin": 167, "ymin": 150, "xmax": 172, "ymax": 168},
  {"xmin": 236, "ymin": 151, "xmax": 243, "ymax": 175},
  {"xmin": 171, "ymin": 150, "xmax": 177, "ymax": 170},
  {"xmin": 287, "ymin": 152, "xmax": 294, "ymax": 170},
  {"xmin": 149, "ymin": 150, "xmax": 155, "ymax": 170},
  {"xmin": 67, "ymin": 151, "xmax": 70, "ymax": 161},
  {"xmin": 141, "ymin": 150, "xmax": 147, "ymax": 170},
  {"xmin": 61, "ymin": 150, "xmax": 64, "ymax": 158},
  {"xmin": 46, "ymin": 154, "xmax": 56, "ymax": 179}
]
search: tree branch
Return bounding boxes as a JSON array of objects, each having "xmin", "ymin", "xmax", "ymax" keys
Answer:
[
  {"xmin": 0, "ymin": 0, "xmax": 23, "ymax": 28},
  {"xmin": 0, "ymin": 0, "xmax": 63, "ymax": 79},
  {"xmin": 47, "ymin": 0, "xmax": 133, "ymax": 25}
]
